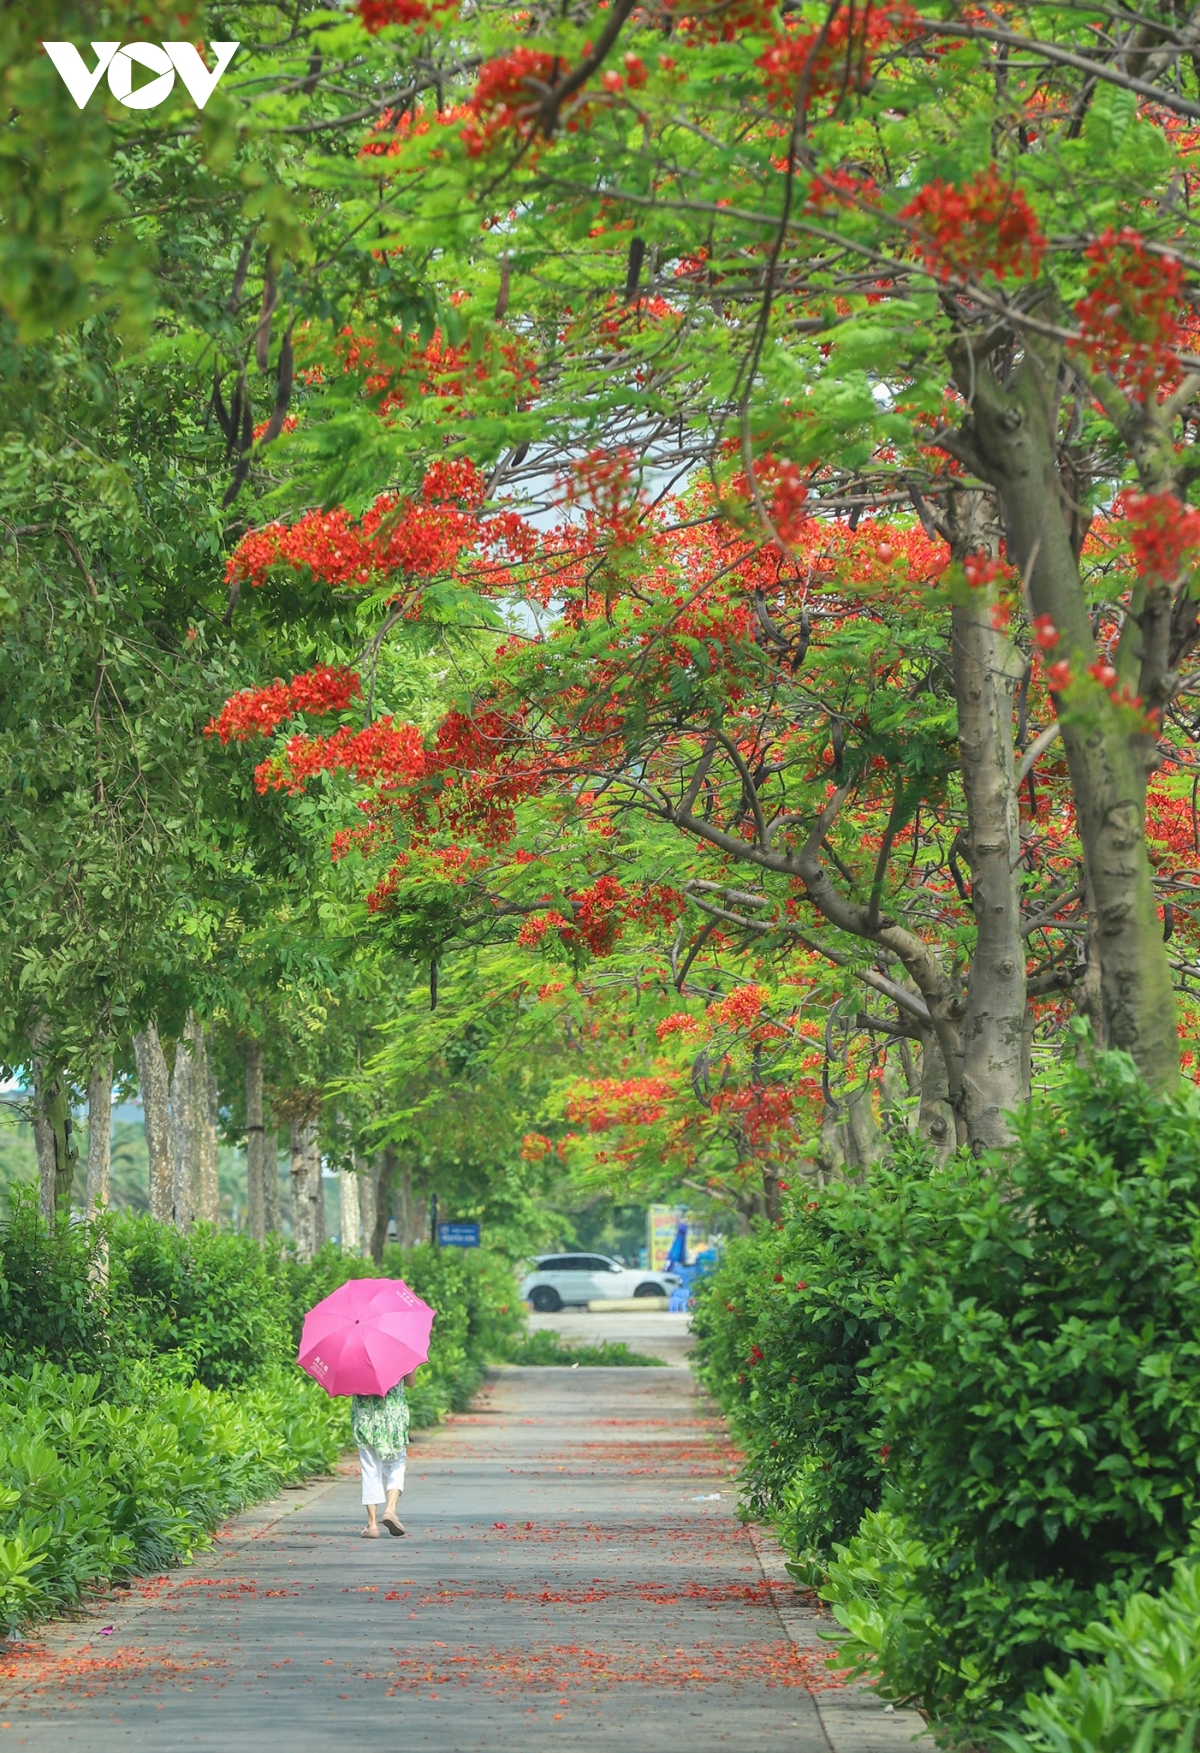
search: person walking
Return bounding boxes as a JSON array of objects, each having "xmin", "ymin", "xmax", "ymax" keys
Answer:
[{"xmin": 353, "ymin": 1368, "xmax": 417, "ymax": 1537}]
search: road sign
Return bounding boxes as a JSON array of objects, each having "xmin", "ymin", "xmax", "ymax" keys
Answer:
[{"xmin": 437, "ymin": 1221, "xmax": 481, "ymax": 1248}]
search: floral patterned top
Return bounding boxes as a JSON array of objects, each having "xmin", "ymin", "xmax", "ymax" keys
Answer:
[{"xmin": 351, "ymin": 1379, "xmax": 410, "ymax": 1456}]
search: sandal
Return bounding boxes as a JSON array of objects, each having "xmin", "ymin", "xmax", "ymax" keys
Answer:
[
  {"xmin": 380, "ymin": 1514, "xmax": 406, "ymax": 1537},
  {"xmin": 362, "ymin": 1525, "xmax": 381, "ymax": 1538}
]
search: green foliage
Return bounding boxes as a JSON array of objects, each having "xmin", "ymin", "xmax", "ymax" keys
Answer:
[
  {"xmin": 108, "ymin": 1217, "xmax": 294, "ymax": 1390},
  {"xmin": 505, "ymin": 1330, "xmax": 664, "ymax": 1367},
  {"xmin": 0, "ymin": 1190, "xmax": 111, "ymax": 1371},
  {"xmin": 694, "ymin": 1056, "xmax": 1200, "ymax": 1735},
  {"xmin": 0, "ymin": 1199, "xmax": 521, "ymax": 1633},
  {"xmin": 690, "ymin": 1170, "xmax": 912, "ymax": 1558},
  {"xmin": 0, "ymin": 1360, "xmax": 346, "ymax": 1632},
  {"xmin": 998, "ymin": 1563, "xmax": 1200, "ymax": 1753}
]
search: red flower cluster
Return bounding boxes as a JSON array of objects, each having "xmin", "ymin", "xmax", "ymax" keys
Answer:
[
  {"xmin": 1118, "ymin": 489, "xmax": 1200, "ymax": 584},
  {"xmin": 901, "ymin": 166, "xmax": 1045, "ymax": 283},
  {"xmin": 756, "ymin": 4, "xmax": 919, "ymax": 106},
  {"xmin": 566, "ymin": 1075, "xmax": 677, "ymax": 1131},
  {"xmin": 656, "ymin": 1012, "xmax": 702, "ymax": 1041},
  {"xmin": 338, "ymin": 324, "xmax": 539, "ymax": 418},
  {"xmin": 520, "ymin": 1132, "xmax": 554, "ymax": 1160},
  {"xmin": 357, "ymin": 0, "xmax": 456, "ymax": 31},
  {"xmin": 226, "ymin": 465, "xmax": 535, "ymax": 594},
  {"xmin": 461, "ymin": 49, "xmax": 560, "ymax": 157},
  {"xmin": 1031, "ymin": 613, "xmax": 1060, "ymax": 652},
  {"xmin": 204, "ymin": 667, "xmax": 361, "ymax": 744},
  {"xmin": 669, "ymin": 0, "xmax": 777, "ymax": 45},
  {"xmin": 516, "ymin": 877, "xmax": 684, "ymax": 957},
  {"xmin": 709, "ymin": 984, "xmax": 768, "ymax": 1028},
  {"xmin": 1074, "ymin": 231, "xmax": 1185, "ymax": 401},
  {"xmin": 255, "ymin": 719, "xmax": 427, "ymax": 795},
  {"xmin": 961, "ymin": 552, "xmax": 1008, "ymax": 590},
  {"xmin": 422, "ymin": 456, "xmax": 487, "ymax": 507},
  {"xmin": 747, "ymin": 453, "xmax": 811, "ymax": 545}
]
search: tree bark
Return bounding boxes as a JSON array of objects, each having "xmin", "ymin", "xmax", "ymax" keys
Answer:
[
  {"xmin": 948, "ymin": 488, "xmax": 1028, "ymax": 1151},
  {"xmin": 33, "ymin": 1055, "xmax": 77, "ymax": 1220},
  {"xmin": 816, "ymin": 1101, "xmax": 845, "ymax": 1182},
  {"xmin": 171, "ymin": 1014, "xmax": 198, "ymax": 1231},
  {"xmin": 134, "ymin": 1023, "xmax": 174, "ymax": 1222},
  {"xmin": 196, "ymin": 1029, "xmax": 219, "ymax": 1226},
  {"xmin": 370, "ymin": 1149, "xmax": 397, "ymax": 1265},
  {"xmin": 289, "ymin": 1106, "xmax": 324, "ymax": 1263},
  {"xmin": 339, "ymin": 1160, "xmax": 362, "ymax": 1255},
  {"xmin": 952, "ymin": 344, "xmax": 1178, "ymax": 1088},
  {"xmin": 245, "ymin": 1040, "xmax": 265, "ymax": 1241},
  {"xmin": 360, "ymin": 1151, "xmax": 380, "ymax": 1262},
  {"xmin": 916, "ymin": 1031, "xmax": 955, "ymax": 1162},
  {"xmin": 395, "ymin": 1158, "xmax": 415, "ymax": 1250},
  {"xmin": 262, "ymin": 1128, "xmax": 281, "ymax": 1235},
  {"xmin": 844, "ymin": 1082, "xmax": 882, "ymax": 1173},
  {"xmin": 85, "ymin": 1053, "xmax": 112, "ymax": 1220}
]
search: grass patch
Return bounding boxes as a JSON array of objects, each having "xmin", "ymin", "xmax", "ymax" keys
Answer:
[{"xmin": 507, "ymin": 1330, "xmax": 665, "ymax": 1367}]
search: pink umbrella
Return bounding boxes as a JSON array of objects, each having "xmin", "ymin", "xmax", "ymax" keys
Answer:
[{"xmin": 297, "ymin": 1278, "xmax": 435, "ymax": 1397}]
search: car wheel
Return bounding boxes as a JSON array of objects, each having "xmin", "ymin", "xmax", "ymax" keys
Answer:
[
  {"xmin": 530, "ymin": 1286, "xmax": 562, "ymax": 1313},
  {"xmin": 633, "ymin": 1281, "xmax": 664, "ymax": 1299}
]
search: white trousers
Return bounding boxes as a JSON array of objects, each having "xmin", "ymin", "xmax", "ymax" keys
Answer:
[{"xmin": 358, "ymin": 1443, "xmax": 406, "ymax": 1505}]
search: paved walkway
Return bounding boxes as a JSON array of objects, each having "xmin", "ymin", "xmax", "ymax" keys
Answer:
[{"xmin": 0, "ymin": 1368, "xmax": 927, "ymax": 1751}]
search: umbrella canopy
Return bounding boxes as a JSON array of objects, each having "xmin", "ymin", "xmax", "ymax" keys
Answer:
[{"xmin": 297, "ymin": 1277, "xmax": 435, "ymax": 1398}]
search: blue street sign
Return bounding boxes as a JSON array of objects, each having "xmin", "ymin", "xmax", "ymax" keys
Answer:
[{"xmin": 437, "ymin": 1221, "xmax": 481, "ymax": 1248}]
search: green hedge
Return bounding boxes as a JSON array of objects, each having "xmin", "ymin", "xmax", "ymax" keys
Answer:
[
  {"xmin": 0, "ymin": 1361, "xmax": 346, "ymax": 1631},
  {"xmin": 693, "ymin": 1054, "xmax": 1200, "ymax": 1740},
  {"xmin": 0, "ymin": 1198, "xmax": 521, "ymax": 1633}
]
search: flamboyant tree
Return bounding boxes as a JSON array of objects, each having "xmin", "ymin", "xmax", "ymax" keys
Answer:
[
  {"xmin": 256, "ymin": 0, "xmax": 1200, "ymax": 1104},
  {"xmin": 31, "ymin": 0, "xmax": 1197, "ymax": 1197}
]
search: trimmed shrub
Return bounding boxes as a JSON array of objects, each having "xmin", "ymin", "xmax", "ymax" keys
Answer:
[
  {"xmin": 690, "ymin": 1145, "xmax": 935, "ymax": 1562},
  {"xmin": 0, "ymin": 1361, "xmax": 346, "ymax": 1631},
  {"xmin": 997, "ymin": 1561, "xmax": 1200, "ymax": 1753},
  {"xmin": 694, "ymin": 1054, "xmax": 1200, "ymax": 1736},
  {"xmin": 108, "ymin": 1216, "xmax": 293, "ymax": 1389},
  {"xmin": 0, "ymin": 1204, "xmax": 522, "ymax": 1635},
  {"xmin": 0, "ymin": 1191, "xmax": 110, "ymax": 1372}
]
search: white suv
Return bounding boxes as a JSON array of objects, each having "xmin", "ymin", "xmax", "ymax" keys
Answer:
[{"xmin": 520, "ymin": 1253, "xmax": 679, "ymax": 1312}]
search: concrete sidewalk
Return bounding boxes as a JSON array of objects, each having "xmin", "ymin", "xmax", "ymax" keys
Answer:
[{"xmin": 0, "ymin": 1367, "xmax": 928, "ymax": 1751}]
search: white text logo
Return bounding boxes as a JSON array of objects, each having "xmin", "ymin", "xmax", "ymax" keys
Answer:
[{"xmin": 43, "ymin": 41, "xmax": 239, "ymax": 111}]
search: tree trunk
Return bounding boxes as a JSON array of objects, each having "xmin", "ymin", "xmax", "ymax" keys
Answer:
[
  {"xmin": 948, "ymin": 489, "xmax": 1028, "ymax": 1150},
  {"xmin": 245, "ymin": 1041, "xmax": 265, "ymax": 1241},
  {"xmin": 171, "ymin": 1013, "xmax": 198, "ymax": 1231},
  {"xmin": 844, "ymin": 1082, "xmax": 882, "ymax": 1173},
  {"xmin": 33, "ymin": 1056, "xmax": 77, "ymax": 1220},
  {"xmin": 953, "ymin": 347, "xmax": 1178, "ymax": 1088},
  {"xmin": 85, "ymin": 1053, "xmax": 112, "ymax": 1220},
  {"xmin": 916, "ymin": 1031, "xmax": 955, "ymax": 1162},
  {"xmin": 134, "ymin": 1023, "xmax": 173, "ymax": 1222},
  {"xmin": 196, "ymin": 1031, "xmax": 219, "ymax": 1226},
  {"xmin": 262, "ymin": 1128, "xmax": 281, "ymax": 1235},
  {"xmin": 394, "ymin": 1158, "xmax": 415, "ymax": 1250},
  {"xmin": 289, "ymin": 1107, "xmax": 323, "ymax": 1263},
  {"xmin": 339, "ymin": 1160, "xmax": 362, "ymax": 1255},
  {"xmin": 360, "ymin": 1151, "xmax": 380, "ymax": 1262},
  {"xmin": 370, "ymin": 1149, "xmax": 397, "ymax": 1265},
  {"xmin": 816, "ymin": 1101, "xmax": 844, "ymax": 1183}
]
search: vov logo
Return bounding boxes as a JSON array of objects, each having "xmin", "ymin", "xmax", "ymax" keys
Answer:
[{"xmin": 43, "ymin": 41, "xmax": 239, "ymax": 111}]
